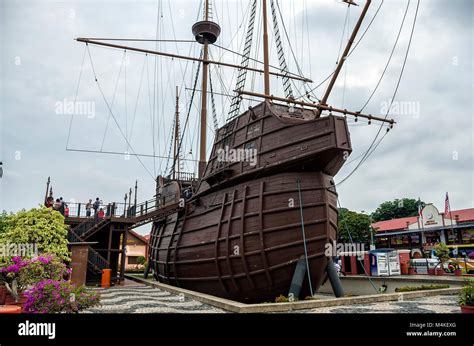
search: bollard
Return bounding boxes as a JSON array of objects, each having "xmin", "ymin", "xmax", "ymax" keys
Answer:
[{"xmin": 101, "ymin": 269, "xmax": 111, "ymax": 288}]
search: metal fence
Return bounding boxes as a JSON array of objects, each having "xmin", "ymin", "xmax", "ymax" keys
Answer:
[
  {"xmin": 66, "ymin": 202, "xmax": 135, "ymax": 219},
  {"xmin": 65, "ymin": 198, "xmax": 162, "ymax": 220}
]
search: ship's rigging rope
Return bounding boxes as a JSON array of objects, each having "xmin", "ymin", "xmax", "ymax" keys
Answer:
[
  {"xmin": 340, "ymin": 7, "xmax": 351, "ymax": 108},
  {"xmin": 100, "ymin": 50, "xmax": 126, "ymax": 151},
  {"xmin": 65, "ymin": 45, "xmax": 87, "ymax": 150},
  {"xmin": 67, "ymin": 0, "xmax": 206, "ymax": 179},
  {"xmin": 298, "ymin": 0, "xmax": 385, "ymax": 101},
  {"xmin": 336, "ymin": 0, "xmax": 420, "ymax": 187},
  {"xmin": 335, "ymin": 195, "xmax": 380, "ymax": 293},
  {"xmin": 209, "ymin": 72, "xmax": 219, "ymax": 132},
  {"xmin": 274, "ymin": 0, "xmax": 312, "ymax": 101},
  {"xmin": 164, "ymin": 117, "xmax": 175, "ymax": 176},
  {"xmin": 85, "ymin": 44, "xmax": 155, "ymax": 180},
  {"xmin": 173, "ymin": 48, "xmax": 204, "ymax": 175},
  {"xmin": 66, "ymin": 0, "xmax": 401, "ymax": 182},
  {"xmin": 358, "ymin": 1, "xmax": 410, "ymax": 112},
  {"xmin": 151, "ymin": 0, "xmax": 162, "ymax": 176},
  {"xmin": 337, "ymin": 5, "xmax": 351, "ymax": 70},
  {"xmin": 167, "ymin": 0, "xmax": 204, "ymax": 175},
  {"xmin": 127, "ymin": 53, "xmax": 148, "ymax": 150},
  {"xmin": 296, "ymin": 178, "xmax": 314, "ymax": 297},
  {"xmin": 270, "ymin": 0, "xmax": 293, "ymax": 99},
  {"xmin": 227, "ymin": 0, "xmax": 258, "ymax": 120}
]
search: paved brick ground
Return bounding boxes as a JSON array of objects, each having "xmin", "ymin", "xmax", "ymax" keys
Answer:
[
  {"xmin": 84, "ymin": 285, "xmax": 225, "ymax": 313},
  {"xmin": 84, "ymin": 285, "xmax": 459, "ymax": 314},
  {"xmin": 303, "ymin": 295, "xmax": 460, "ymax": 314}
]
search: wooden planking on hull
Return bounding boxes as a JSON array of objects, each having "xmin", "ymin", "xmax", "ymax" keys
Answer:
[
  {"xmin": 148, "ymin": 171, "xmax": 339, "ymax": 303},
  {"xmin": 199, "ymin": 101, "xmax": 351, "ymax": 195}
]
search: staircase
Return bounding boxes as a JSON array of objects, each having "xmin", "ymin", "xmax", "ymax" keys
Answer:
[
  {"xmin": 64, "ymin": 195, "xmax": 186, "ymax": 280},
  {"xmin": 72, "ymin": 217, "xmax": 110, "ymax": 240},
  {"xmin": 67, "ymin": 219, "xmax": 110, "ymax": 276}
]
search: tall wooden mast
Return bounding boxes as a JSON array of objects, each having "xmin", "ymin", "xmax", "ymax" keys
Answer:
[
  {"xmin": 198, "ymin": 0, "xmax": 210, "ymax": 178},
  {"xmin": 190, "ymin": 0, "xmax": 220, "ymax": 178},
  {"xmin": 172, "ymin": 85, "xmax": 180, "ymax": 180},
  {"xmin": 262, "ymin": 0, "xmax": 270, "ymax": 96}
]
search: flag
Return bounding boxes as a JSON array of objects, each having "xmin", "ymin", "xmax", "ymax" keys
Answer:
[{"xmin": 445, "ymin": 192, "xmax": 451, "ymax": 217}]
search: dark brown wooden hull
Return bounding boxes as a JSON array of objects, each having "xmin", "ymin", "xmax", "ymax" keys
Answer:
[
  {"xmin": 148, "ymin": 102, "xmax": 352, "ymax": 303},
  {"xmin": 149, "ymin": 171, "xmax": 338, "ymax": 303}
]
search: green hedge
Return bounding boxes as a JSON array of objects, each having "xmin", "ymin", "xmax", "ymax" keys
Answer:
[{"xmin": 395, "ymin": 284, "xmax": 450, "ymax": 292}]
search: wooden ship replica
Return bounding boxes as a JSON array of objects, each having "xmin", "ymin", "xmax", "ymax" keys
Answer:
[{"xmin": 72, "ymin": 0, "xmax": 395, "ymax": 302}]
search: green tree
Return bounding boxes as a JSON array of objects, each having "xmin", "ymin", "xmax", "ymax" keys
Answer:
[
  {"xmin": 0, "ymin": 206, "xmax": 70, "ymax": 261},
  {"xmin": 0, "ymin": 210, "xmax": 12, "ymax": 236},
  {"xmin": 434, "ymin": 242, "xmax": 450, "ymax": 265},
  {"xmin": 371, "ymin": 198, "xmax": 423, "ymax": 222},
  {"xmin": 338, "ymin": 209, "xmax": 372, "ymax": 243},
  {"xmin": 137, "ymin": 256, "xmax": 146, "ymax": 266}
]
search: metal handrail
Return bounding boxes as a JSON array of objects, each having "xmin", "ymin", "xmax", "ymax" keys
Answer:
[
  {"xmin": 88, "ymin": 248, "xmax": 108, "ymax": 271},
  {"xmin": 68, "ymin": 229, "xmax": 109, "ymax": 271}
]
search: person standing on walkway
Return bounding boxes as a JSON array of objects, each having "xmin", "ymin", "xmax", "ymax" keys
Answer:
[
  {"xmin": 53, "ymin": 198, "xmax": 61, "ymax": 211},
  {"xmin": 85, "ymin": 199, "xmax": 93, "ymax": 217},
  {"xmin": 93, "ymin": 197, "xmax": 100, "ymax": 216},
  {"xmin": 97, "ymin": 208, "xmax": 105, "ymax": 219},
  {"xmin": 59, "ymin": 197, "xmax": 65, "ymax": 215}
]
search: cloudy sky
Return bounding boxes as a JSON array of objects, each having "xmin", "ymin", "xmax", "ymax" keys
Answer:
[{"xmin": 1, "ymin": 0, "xmax": 472, "ymax": 234}]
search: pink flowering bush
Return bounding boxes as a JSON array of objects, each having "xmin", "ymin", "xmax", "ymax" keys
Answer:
[
  {"xmin": 0, "ymin": 255, "xmax": 70, "ymax": 301},
  {"xmin": 24, "ymin": 279, "xmax": 101, "ymax": 313}
]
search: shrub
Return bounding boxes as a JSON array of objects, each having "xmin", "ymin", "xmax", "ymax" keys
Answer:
[
  {"xmin": 0, "ymin": 207, "xmax": 70, "ymax": 261},
  {"xmin": 137, "ymin": 256, "xmax": 146, "ymax": 266},
  {"xmin": 434, "ymin": 243, "xmax": 450, "ymax": 265},
  {"xmin": 458, "ymin": 279, "xmax": 474, "ymax": 307},
  {"xmin": 274, "ymin": 294, "xmax": 289, "ymax": 303},
  {"xmin": 274, "ymin": 294, "xmax": 299, "ymax": 303},
  {"xmin": 395, "ymin": 284, "xmax": 450, "ymax": 292},
  {"xmin": 0, "ymin": 255, "xmax": 70, "ymax": 301},
  {"xmin": 24, "ymin": 280, "xmax": 101, "ymax": 313}
]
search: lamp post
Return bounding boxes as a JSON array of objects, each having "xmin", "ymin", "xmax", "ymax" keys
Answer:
[{"xmin": 362, "ymin": 210, "xmax": 375, "ymax": 250}]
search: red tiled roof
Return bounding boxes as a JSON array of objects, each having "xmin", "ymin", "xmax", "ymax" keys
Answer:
[
  {"xmin": 372, "ymin": 216, "xmax": 418, "ymax": 232},
  {"xmin": 372, "ymin": 208, "xmax": 474, "ymax": 232},
  {"xmin": 128, "ymin": 230, "xmax": 149, "ymax": 244},
  {"xmin": 450, "ymin": 208, "xmax": 474, "ymax": 222}
]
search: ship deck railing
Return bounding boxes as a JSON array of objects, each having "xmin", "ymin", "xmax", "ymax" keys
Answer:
[{"xmin": 65, "ymin": 196, "xmax": 183, "ymax": 227}]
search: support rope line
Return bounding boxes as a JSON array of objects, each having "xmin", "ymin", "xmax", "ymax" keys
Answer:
[
  {"xmin": 100, "ymin": 50, "xmax": 126, "ymax": 151},
  {"xmin": 296, "ymin": 177, "xmax": 314, "ymax": 297},
  {"xmin": 358, "ymin": 0, "xmax": 410, "ymax": 112},
  {"xmin": 295, "ymin": 0, "xmax": 385, "ymax": 100},
  {"xmin": 270, "ymin": 0, "xmax": 293, "ymax": 99},
  {"xmin": 209, "ymin": 72, "xmax": 219, "ymax": 131},
  {"xmin": 335, "ymin": 195, "xmax": 379, "ymax": 293},
  {"xmin": 174, "ymin": 48, "xmax": 204, "ymax": 170},
  {"xmin": 65, "ymin": 148, "xmax": 198, "ymax": 162},
  {"xmin": 128, "ymin": 54, "xmax": 148, "ymax": 147},
  {"xmin": 336, "ymin": 0, "xmax": 419, "ymax": 187},
  {"xmin": 274, "ymin": 0, "xmax": 311, "ymax": 99},
  {"xmin": 66, "ymin": 45, "xmax": 87, "ymax": 150},
  {"xmin": 227, "ymin": 0, "xmax": 257, "ymax": 120},
  {"xmin": 164, "ymin": 117, "xmax": 176, "ymax": 175},
  {"xmin": 86, "ymin": 44, "xmax": 155, "ymax": 180}
]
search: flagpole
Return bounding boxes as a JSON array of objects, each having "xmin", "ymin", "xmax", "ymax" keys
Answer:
[
  {"xmin": 447, "ymin": 192, "xmax": 454, "ymax": 234},
  {"xmin": 418, "ymin": 197, "xmax": 425, "ymax": 248}
]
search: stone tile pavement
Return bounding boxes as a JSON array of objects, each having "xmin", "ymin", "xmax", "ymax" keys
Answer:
[
  {"xmin": 84, "ymin": 285, "xmax": 225, "ymax": 313},
  {"xmin": 302, "ymin": 294, "xmax": 460, "ymax": 314},
  {"xmin": 84, "ymin": 285, "xmax": 460, "ymax": 314}
]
